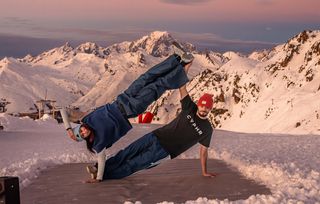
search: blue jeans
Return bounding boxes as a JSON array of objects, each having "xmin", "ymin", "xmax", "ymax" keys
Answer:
[
  {"xmin": 116, "ymin": 55, "xmax": 188, "ymax": 118},
  {"xmin": 103, "ymin": 132, "xmax": 169, "ymax": 180}
]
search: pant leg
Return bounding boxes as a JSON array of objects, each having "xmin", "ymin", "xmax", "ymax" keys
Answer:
[
  {"xmin": 103, "ymin": 132, "xmax": 154, "ymax": 173},
  {"xmin": 103, "ymin": 132, "xmax": 169, "ymax": 180},
  {"xmin": 122, "ymin": 55, "xmax": 181, "ymax": 97},
  {"xmin": 117, "ymin": 56, "xmax": 189, "ymax": 118}
]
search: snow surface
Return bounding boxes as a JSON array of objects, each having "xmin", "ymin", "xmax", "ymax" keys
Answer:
[{"xmin": 1, "ymin": 113, "xmax": 319, "ymax": 203}]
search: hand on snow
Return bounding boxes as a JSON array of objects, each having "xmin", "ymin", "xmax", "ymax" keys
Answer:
[
  {"xmin": 67, "ymin": 129, "xmax": 77, "ymax": 141},
  {"xmin": 85, "ymin": 178, "xmax": 101, "ymax": 183},
  {"xmin": 202, "ymin": 172, "xmax": 218, "ymax": 178}
]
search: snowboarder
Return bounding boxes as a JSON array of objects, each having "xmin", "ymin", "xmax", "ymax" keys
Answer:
[
  {"xmin": 61, "ymin": 42, "xmax": 195, "ymax": 182},
  {"xmin": 86, "ymin": 76, "xmax": 217, "ymax": 183}
]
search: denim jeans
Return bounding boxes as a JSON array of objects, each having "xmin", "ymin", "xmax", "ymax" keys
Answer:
[
  {"xmin": 116, "ymin": 55, "xmax": 188, "ymax": 118},
  {"xmin": 103, "ymin": 132, "xmax": 169, "ymax": 180}
]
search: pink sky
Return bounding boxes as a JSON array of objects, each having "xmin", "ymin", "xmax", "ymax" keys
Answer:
[
  {"xmin": 0, "ymin": 0, "xmax": 319, "ymax": 57},
  {"xmin": 1, "ymin": 0, "xmax": 319, "ymax": 22}
]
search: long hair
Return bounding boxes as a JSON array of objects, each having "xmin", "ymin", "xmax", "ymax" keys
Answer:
[{"xmin": 82, "ymin": 123, "xmax": 95, "ymax": 153}]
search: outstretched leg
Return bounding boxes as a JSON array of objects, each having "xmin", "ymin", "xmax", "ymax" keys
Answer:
[
  {"xmin": 103, "ymin": 132, "xmax": 169, "ymax": 180},
  {"xmin": 122, "ymin": 55, "xmax": 182, "ymax": 97},
  {"xmin": 117, "ymin": 55, "xmax": 190, "ymax": 118}
]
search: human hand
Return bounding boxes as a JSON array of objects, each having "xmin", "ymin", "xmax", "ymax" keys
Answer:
[
  {"xmin": 85, "ymin": 178, "xmax": 101, "ymax": 183},
  {"xmin": 184, "ymin": 62, "xmax": 192, "ymax": 73},
  {"xmin": 67, "ymin": 129, "xmax": 77, "ymax": 141},
  {"xmin": 202, "ymin": 172, "xmax": 218, "ymax": 178}
]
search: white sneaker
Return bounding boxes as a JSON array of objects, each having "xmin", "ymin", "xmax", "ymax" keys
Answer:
[
  {"xmin": 172, "ymin": 41, "xmax": 194, "ymax": 63},
  {"xmin": 65, "ymin": 108, "xmax": 88, "ymax": 123},
  {"xmin": 86, "ymin": 165, "xmax": 97, "ymax": 179}
]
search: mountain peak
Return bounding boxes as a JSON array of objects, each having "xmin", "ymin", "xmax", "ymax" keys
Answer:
[
  {"xmin": 104, "ymin": 31, "xmax": 195, "ymax": 57},
  {"xmin": 61, "ymin": 42, "xmax": 73, "ymax": 50},
  {"xmin": 76, "ymin": 42, "xmax": 106, "ymax": 58},
  {"xmin": 0, "ymin": 57, "xmax": 14, "ymax": 65},
  {"xmin": 264, "ymin": 29, "xmax": 320, "ymax": 75},
  {"xmin": 128, "ymin": 31, "xmax": 174, "ymax": 57},
  {"xmin": 76, "ymin": 42, "xmax": 99, "ymax": 52},
  {"xmin": 287, "ymin": 30, "xmax": 320, "ymax": 45},
  {"xmin": 149, "ymin": 31, "xmax": 171, "ymax": 40},
  {"xmin": 57, "ymin": 42, "xmax": 74, "ymax": 54}
]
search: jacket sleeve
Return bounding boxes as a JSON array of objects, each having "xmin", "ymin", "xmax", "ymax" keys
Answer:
[
  {"xmin": 96, "ymin": 150, "xmax": 106, "ymax": 180},
  {"xmin": 181, "ymin": 95, "xmax": 197, "ymax": 111}
]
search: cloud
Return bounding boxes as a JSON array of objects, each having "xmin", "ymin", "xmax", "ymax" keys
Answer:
[
  {"xmin": 160, "ymin": 0, "xmax": 212, "ymax": 5},
  {"xmin": 171, "ymin": 32, "xmax": 277, "ymax": 53},
  {"xmin": 1, "ymin": 17, "xmax": 34, "ymax": 27},
  {"xmin": 0, "ymin": 33, "xmax": 67, "ymax": 59},
  {"xmin": 27, "ymin": 27, "xmax": 150, "ymax": 44},
  {"xmin": 255, "ymin": 0, "xmax": 274, "ymax": 5},
  {"xmin": 0, "ymin": 29, "xmax": 278, "ymax": 59},
  {"xmin": 0, "ymin": 17, "xmax": 38, "ymax": 35}
]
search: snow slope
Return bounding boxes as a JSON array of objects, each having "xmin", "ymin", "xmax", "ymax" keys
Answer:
[
  {"xmin": 1, "ymin": 30, "xmax": 320, "ymax": 134},
  {"xmin": 0, "ymin": 114, "xmax": 319, "ymax": 203}
]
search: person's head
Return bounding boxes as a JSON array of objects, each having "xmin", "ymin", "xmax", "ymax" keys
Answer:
[
  {"xmin": 197, "ymin": 93, "xmax": 213, "ymax": 119},
  {"xmin": 72, "ymin": 124, "xmax": 92, "ymax": 141},
  {"xmin": 71, "ymin": 124, "xmax": 95, "ymax": 153}
]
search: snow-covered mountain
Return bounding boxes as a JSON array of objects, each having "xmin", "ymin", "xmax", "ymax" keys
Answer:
[
  {"xmin": 151, "ymin": 30, "xmax": 320, "ymax": 134},
  {"xmin": 1, "ymin": 30, "xmax": 319, "ymax": 134},
  {"xmin": 0, "ymin": 43, "xmax": 107, "ymax": 112}
]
